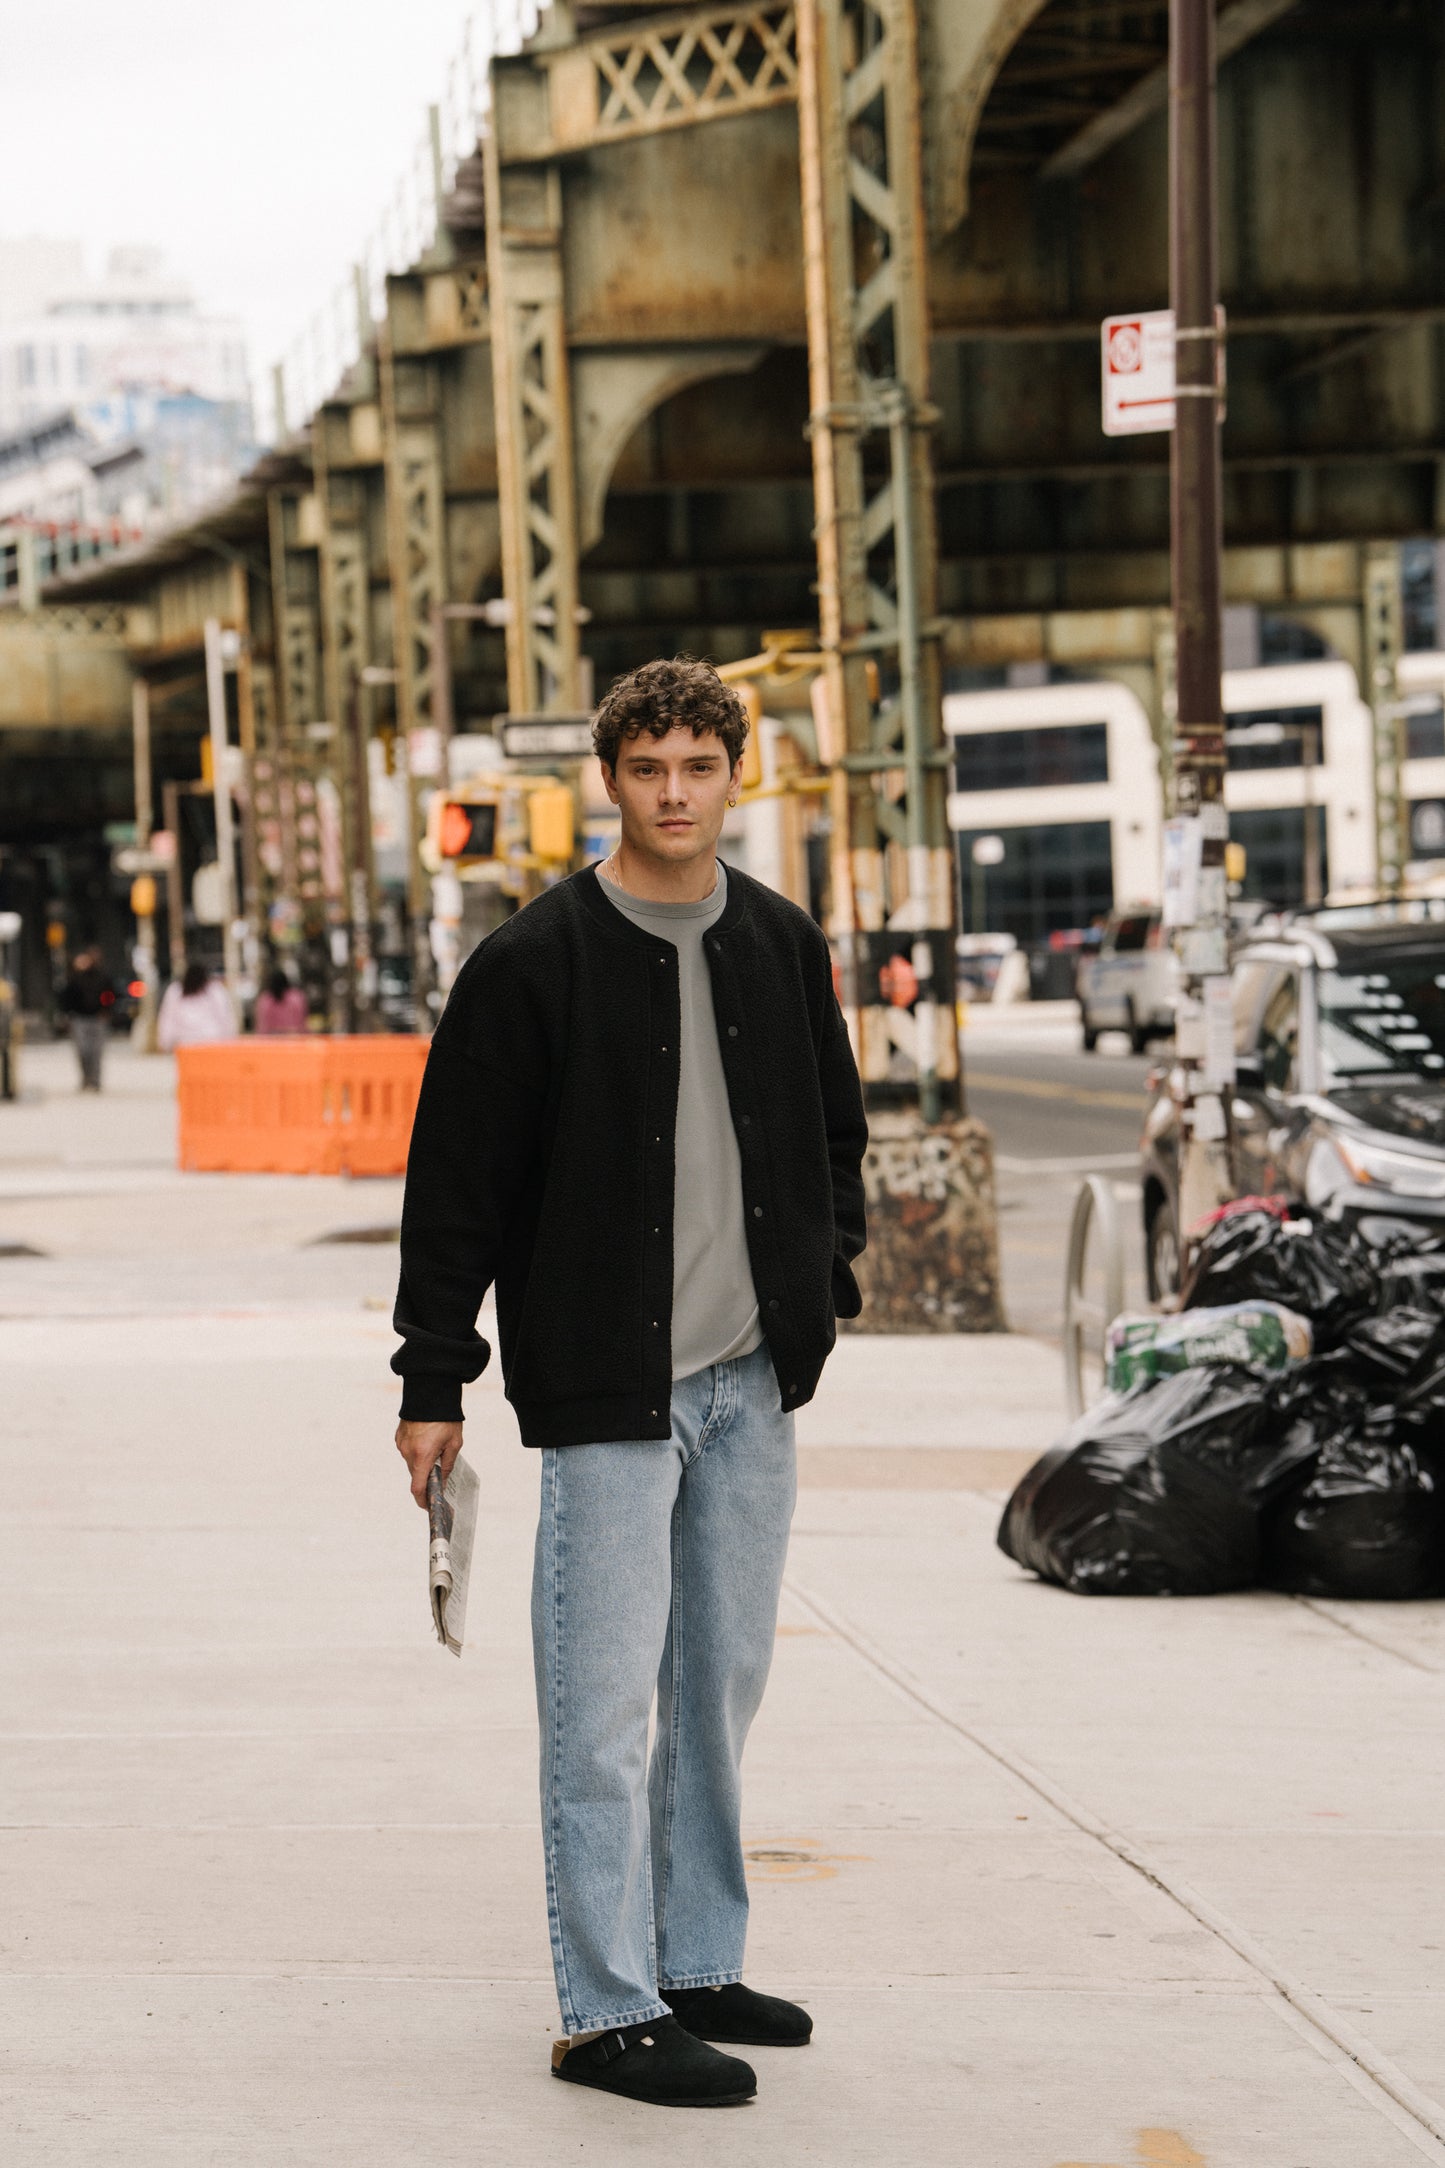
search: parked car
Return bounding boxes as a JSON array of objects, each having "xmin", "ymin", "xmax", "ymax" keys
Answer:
[
  {"xmin": 1077, "ymin": 907, "xmax": 1177, "ymax": 1052},
  {"xmin": 1141, "ymin": 905, "xmax": 1445, "ymax": 1298}
]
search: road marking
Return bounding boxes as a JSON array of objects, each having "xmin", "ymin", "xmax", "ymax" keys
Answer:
[
  {"xmin": 994, "ymin": 1152, "xmax": 1142, "ymax": 1175},
  {"xmin": 742, "ymin": 1838, "xmax": 870, "ymax": 1883},
  {"xmin": 1054, "ymin": 2136, "xmax": 1205, "ymax": 2168},
  {"xmin": 967, "ymin": 1070, "xmax": 1145, "ymax": 1112}
]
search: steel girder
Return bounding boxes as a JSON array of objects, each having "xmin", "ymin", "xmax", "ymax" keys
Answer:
[
  {"xmin": 482, "ymin": 148, "xmax": 584, "ymax": 715},
  {"xmin": 379, "ymin": 315, "xmax": 451, "ymax": 1009},
  {"xmin": 798, "ymin": 0, "xmax": 955, "ymax": 1110},
  {"xmin": 264, "ymin": 488, "xmax": 338, "ymax": 959},
  {"xmin": 314, "ymin": 427, "xmax": 378, "ymax": 1021},
  {"xmin": 526, "ymin": 1, "xmax": 799, "ymax": 158}
]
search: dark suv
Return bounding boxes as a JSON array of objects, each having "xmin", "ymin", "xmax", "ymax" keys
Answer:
[{"xmin": 1141, "ymin": 903, "xmax": 1445, "ymax": 1298}]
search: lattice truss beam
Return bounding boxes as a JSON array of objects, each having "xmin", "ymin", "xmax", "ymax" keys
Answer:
[
  {"xmin": 392, "ymin": 425, "xmax": 447, "ymax": 734},
  {"xmin": 483, "ymin": 149, "xmax": 582, "ymax": 715},
  {"xmin": 514, "ymin": 301, "xmax": 575, "ymax": 701},
  {"xmin": 540, "ymin": 1, "xmax": 798, "ymax": 154},
  {"xmin": 263, "ymin": 489, "xmax": 331, "ymax": 914},
  {"xmin": 315, "ymin": 450, "xmax": 374, "ymax": 956},
  {"xmin": 799, "ymin": 0, "xmax": 953, "ymax": 1091},
  {"xmin": 247, "ymin": 658, "xmax": 288, "ymax": 911}
]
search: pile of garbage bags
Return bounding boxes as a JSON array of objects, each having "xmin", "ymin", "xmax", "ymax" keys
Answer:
[{"xmin": 1000, "ymin": 1198, "xmax": 1445, "ymax": 1599}]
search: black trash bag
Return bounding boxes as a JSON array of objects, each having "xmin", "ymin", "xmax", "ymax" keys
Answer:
[
  {"xmin": 1179, "ymin": 1204, "xmax": 1376, "ymax": 1350},
  {"xmin": 998, "ymin": 1366, "xmax": 1314, "ymax": 1596},
  {"xmin": 1262, "ymin": 1393, "xmax": 1445, "ymax": 1602},
  {"xmin": 1343, "ymin": 1306, "xmax": 1444, "ymax": 1382},
  {"xmin": 1377, "ymin": 1250, "xmax": 1445, "ymax": 1318}
]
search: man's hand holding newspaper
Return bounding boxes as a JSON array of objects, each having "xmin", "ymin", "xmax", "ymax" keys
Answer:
[{"xmin": 397, "ymin": 1419, "xmax": 479, "ymax": 1657}]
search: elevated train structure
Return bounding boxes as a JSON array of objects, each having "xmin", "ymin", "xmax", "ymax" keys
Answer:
[{"xmin": 1, "ymin": 0, "xmax": 1442, "ymax": 1055}]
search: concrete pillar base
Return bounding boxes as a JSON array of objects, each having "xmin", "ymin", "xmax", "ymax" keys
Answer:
[{"xmin": 844, "ymin": 1111, "xmax": 1006, "ymax": 1334}]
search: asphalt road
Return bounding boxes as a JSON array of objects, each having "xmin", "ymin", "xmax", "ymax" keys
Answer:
[{"xmin": 961, "ymin": 1018, "xmax": 1157, "ymax": 1343}]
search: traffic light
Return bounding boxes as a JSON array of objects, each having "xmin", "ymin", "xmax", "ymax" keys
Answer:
[
  {"xmin": 437, "ymin": 798, "xmax": 498, "ymax": 860},
  {"xmin": 527, "ymin": 784, "xmax": 574, "ymax": 863}
]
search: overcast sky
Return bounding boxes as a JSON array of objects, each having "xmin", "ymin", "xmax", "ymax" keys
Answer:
[{"xmin": 0, "ymin": 0, "xmax": 482, "ymax": 432}]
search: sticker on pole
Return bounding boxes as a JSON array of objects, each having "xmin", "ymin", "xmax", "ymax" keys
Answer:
[{"xmin": 1101, "ymin": 309, "xmax": 1176, "ymax": 436}]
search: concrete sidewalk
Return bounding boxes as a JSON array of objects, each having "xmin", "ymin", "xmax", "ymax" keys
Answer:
[{"xmin": 6, "ymin": 1044, "xmax": 1445, "ymax": 2165}]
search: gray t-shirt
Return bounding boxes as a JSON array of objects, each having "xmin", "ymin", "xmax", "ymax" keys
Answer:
[{"xmin": 600, "ymin": 864, "xmax": 764, "ymax": 1379}]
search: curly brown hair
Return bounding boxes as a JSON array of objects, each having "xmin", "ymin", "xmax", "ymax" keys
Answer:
[{"xmin": 591, "ymin": 655, "xmax": 748, "ymax": 773}]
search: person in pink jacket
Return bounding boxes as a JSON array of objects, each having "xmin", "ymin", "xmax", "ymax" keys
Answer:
[{"xmin": 254, "ymin": 968, "xmax": 310, "ymax": 1036}]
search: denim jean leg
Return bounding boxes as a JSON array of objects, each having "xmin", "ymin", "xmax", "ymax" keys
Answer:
[
  {"xmin": 650, "ymin": 1344, "xmax": 797, "ymax": 1990},
  {"xmin": 531, "ymin": 1432, "xmax": 685, "ymax": 2036}
]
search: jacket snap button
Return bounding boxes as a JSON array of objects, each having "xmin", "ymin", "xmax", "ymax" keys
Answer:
[
  {"xmin": 727, "ymin": 1025, "xmax": 738, "ymax": 1038},
  {"xmin": 753, "ymin": 1205, "xmax": 763, "ymax": 1218},
  {"xmin": 740, "ymin": 1113, "xmax": 751, "ymax": 1126},
  {"xmin": 768, "ymin": 1298, "xmax": 780, "ymax": 1311}
]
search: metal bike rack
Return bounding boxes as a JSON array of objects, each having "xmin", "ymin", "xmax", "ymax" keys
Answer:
[{"xmin": 1062, "ymin": 1174, "xmax": 1126, "ymax": 1418}]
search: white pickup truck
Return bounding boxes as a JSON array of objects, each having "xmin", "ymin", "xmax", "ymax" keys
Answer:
[{"xmin": 1076, "ymin": 906, "xmax": 1177, "ymax": 1053}]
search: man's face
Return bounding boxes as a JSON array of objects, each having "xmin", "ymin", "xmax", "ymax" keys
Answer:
[{"xmin": 603, "ymin": 725, "xmax": 741, "ymax": 868}]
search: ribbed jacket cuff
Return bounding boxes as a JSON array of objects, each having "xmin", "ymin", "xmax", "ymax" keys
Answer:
[{"xmin": 397, "ymin": 1375, "xmax": 466, "ymax": 1424}]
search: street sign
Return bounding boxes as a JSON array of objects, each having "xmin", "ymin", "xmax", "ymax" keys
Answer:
[
  {"xmin": 498, "ymin": 714, "xmax": 595, "ymax": 761},
  {"xmin": 1101, "ymin": 309, "xmax": 1176, "ymax": 436},
  {"xmin": 114, "ymin": 847, "xmax": 171, "ymax": 876}
]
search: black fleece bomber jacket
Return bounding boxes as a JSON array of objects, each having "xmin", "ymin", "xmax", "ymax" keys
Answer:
[{"xmin": 392, "ymin": 861, "xmax": 869, "ymax": 1447}]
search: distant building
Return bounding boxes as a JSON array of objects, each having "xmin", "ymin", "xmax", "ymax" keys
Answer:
[
  {"xmin": 0, "ymin": 409, "xmax": 145, "ymax": 532},
  {"xmin": 0, "ymin": 242, "xmax": 253, "ymax": 523}
]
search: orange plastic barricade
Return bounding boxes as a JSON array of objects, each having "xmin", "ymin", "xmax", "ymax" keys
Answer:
[{"xmin": 176, "ymin": 1036, "xmax": 429, "ymax": 1176}]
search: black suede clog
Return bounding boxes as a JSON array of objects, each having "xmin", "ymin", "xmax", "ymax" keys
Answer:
[
  {"xmin": 662, "ymin": 1982, "xmax": 813, "ymax": 2047},
  {"xmin": 551, "ymin": 2013, "xmax": 757, "ymax": 2107}
]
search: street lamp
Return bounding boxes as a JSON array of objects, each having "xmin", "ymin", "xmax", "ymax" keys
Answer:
[{"xmin": 971, "ymin": 833, "xmax": 1005, "ymax": 937}]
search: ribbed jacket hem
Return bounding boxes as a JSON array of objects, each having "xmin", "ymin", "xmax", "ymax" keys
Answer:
[
  {"xmin": 398, "ymin": 1375, "xmax": 469, "ymax": 1424},
  {"xmin": 514, "ymin": 1392, "xmax": 675, "ymax": 1450}
]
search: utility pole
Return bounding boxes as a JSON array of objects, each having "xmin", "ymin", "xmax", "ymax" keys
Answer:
[
  {"xmin": 130, "ymin": 677, "xmax": 160, "ymax": 1051},
  {"xmin": 1167, "ymin": 0, "xmax": 1233, "ymax": 1243}
]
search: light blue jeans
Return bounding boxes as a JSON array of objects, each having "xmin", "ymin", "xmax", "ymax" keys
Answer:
[{"xmin": 531, "ymin": 1342, "xmax": 796, "ymax": 2036}]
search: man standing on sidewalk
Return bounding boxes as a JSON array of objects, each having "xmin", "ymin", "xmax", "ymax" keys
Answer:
[
  {"xmin": 59, "ymin": 949, "xmax": 113, "ymax": 1092},
  {"xmin": 392, "ymin": 655, "xmax": 868, "ymax": 2109}
]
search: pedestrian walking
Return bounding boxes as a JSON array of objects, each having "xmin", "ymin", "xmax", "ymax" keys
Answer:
[
  {"xmin": 156, "ymin": 961, "xmax": 236, "ymax": 1051},
  {"xmin": 58, "ymin": 948, "xmax": 113, "ymax": 1091},
  {"xmin": 392, "ymin": 655, "xmax": 868, "ymax": 2109},
  {"xmin": 254, "ymin": 968, "xmax": 309, "ymax": 1036}
]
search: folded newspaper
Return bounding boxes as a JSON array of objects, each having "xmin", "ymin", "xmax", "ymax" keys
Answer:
[{"xmin": 427, "ymin": 1454, "xmax": 480, "ymax": 1657}]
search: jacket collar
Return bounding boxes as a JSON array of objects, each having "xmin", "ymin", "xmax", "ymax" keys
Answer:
[{"xmin": 573, "ymin": 858, "xmax": 751, "ymax": 946}]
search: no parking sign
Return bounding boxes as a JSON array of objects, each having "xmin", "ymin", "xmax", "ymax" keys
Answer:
[{"xmin": 1101, "ymin": 309, "xmax": 1177, "ymax": 435}]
